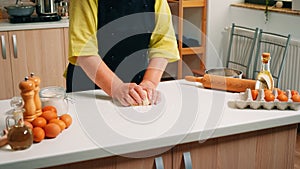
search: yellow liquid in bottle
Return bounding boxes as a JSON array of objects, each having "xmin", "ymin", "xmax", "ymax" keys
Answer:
[
  {"xmin": 7, "ymin": 125, "xmax": 33, "ymax": 150},
  {"xmin": 255, "ymin": 70, "xmax": 274, "ymax": 90}
]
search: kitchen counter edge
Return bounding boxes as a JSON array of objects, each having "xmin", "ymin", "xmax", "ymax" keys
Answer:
[{"xmin": 0, "ymin": 19, "xmax": 69, "ymax": 31}]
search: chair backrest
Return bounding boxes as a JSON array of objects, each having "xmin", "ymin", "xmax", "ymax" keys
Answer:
[
  {"xmin": 226, "ymin": 23, "xmax": 259, "ymax": 79},
  {"xmin": 252, "ymin": 30, "xmax": 291, "ymax": 88}
]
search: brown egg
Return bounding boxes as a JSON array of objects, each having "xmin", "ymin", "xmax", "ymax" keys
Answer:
[
  {"xmin": 292, "ymin": 95, "xmax": 300, "ymax": 102},
  {"xmin": 33, "ymin": 127, "xmax": 45, "ymax": 143},
  {"xmin": 44, "ymin": 123, "xmax": 61, "ymax": 138},
  {"xmin": 277, "ymin": 93, "xmax": 288, "ymax": 102},
  {"xmin": 265, "ymin": 93, "xmax": 275, "ymax": 102},
  {"xmin": 60, "ymin": 114, "xmax": 72, "ymax": 128},
  {"xmin": 41, "ymin": 110, "xmax": 58, "ymax": 122},
  {"xmin": 49, "ymin": 119, "xmax": 66, "ymax": 131},
  {"xmin": 31, "ymin": 117, "xmax": 47, "ymax": 128}
]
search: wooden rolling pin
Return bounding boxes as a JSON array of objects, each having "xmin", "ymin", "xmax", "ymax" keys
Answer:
[{"xmin": 185, "ymin": 74, "xmax": 256, "ymax": 92}]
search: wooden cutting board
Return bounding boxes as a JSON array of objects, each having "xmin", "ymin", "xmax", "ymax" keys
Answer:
[{"xmin": 185, "ymin": 74, "xmax": 256, "ymax": 92}]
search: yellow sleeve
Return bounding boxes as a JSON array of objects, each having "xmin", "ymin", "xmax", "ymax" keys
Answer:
[
  {"xmin": 149, "ymin": 0, "xmax": 180, "ymax": 63},
  {"xmin": 68, "ymin": 0, "xmax": 99, "ymax": 65}
]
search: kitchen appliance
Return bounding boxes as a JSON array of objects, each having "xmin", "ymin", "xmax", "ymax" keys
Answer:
[
  {"xmin": 33, "ymin": 0, "xmax": 59, "ymax": 16},
  {"xmin": 8, "ymin": 0, "xmax": 61, "ymax": 23},
  {"xmin": 9, "ymin": 15, "xmax": 61, "ymax": 23}
]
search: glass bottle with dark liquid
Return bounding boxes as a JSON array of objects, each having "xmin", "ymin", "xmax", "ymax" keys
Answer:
[
  {"xmin": 255, "ymin": 53, "xmax": 274, "ymax": 90},
  {"xmin": 6, "ymin": 97, "xmax": 33, "ymax": 150}
]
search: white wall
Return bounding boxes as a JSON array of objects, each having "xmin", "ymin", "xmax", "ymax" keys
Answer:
[{"xmin": 206, "ymin": 0, "xmax": 300, "ymax": 68}]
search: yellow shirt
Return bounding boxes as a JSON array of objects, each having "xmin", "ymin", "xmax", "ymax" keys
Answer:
[{"xmin": 68, "ymin": 0, "xmax": 180, "ymax": 65}]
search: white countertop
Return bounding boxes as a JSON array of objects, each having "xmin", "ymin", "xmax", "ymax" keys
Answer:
[
  {"xmin": 0, "ymin": 19, "xmax": 69, "ymax": 31},
  {"xmin": 0, "ymin": 80, "xmax": 299, "ymax": 169}
]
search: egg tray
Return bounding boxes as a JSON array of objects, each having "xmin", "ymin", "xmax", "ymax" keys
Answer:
[{"xmin": 228, "ymin": 88, "xmax": 300, "ymax": 111}]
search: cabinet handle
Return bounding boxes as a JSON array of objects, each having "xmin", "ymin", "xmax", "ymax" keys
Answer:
[
  {"xmin": 183, "ymin": 152, "xmax": 193, "ymax": 169},
  {"xmin": 1, "ymin": 35, "xmax": 6, "ymax": 59},
  {"xmin": 12, "ymin": 34, "xmax": 18, "ymax": 58},
  {"xmin": 154, "ymin": 156, "xmax": 164, "ymax": 169}
]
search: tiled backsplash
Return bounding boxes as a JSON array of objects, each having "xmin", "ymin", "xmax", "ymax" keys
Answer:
[{"xmin": 0, "ymin": 0, "xmax": 69, "ymax": 19}]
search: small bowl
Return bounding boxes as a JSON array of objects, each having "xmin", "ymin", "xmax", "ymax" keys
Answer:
[{"xmin": 205, "ymin": 68, "xmax": 243, "ymax": 79}]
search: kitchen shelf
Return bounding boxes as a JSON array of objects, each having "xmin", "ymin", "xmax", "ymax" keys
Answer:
[
  {"xmin": 231, "ymin": 3, "xmax": 300, "ymax": 16},
  {"xmin": 168, "ymin": 0, "xmax": 207, "ymax": 79}
]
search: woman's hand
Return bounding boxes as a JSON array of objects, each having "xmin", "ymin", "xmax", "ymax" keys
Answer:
[
  {"xmin": 111, "ymin": 82, "xmax": 147, "ymax": 106},
  {"xmin": 139, "ymin": 80, "xmax": 161, "ymax": 105}
]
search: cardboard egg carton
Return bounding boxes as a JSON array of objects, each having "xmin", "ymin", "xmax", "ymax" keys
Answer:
[{"xmin": 229, "ymin": 88, "xmax": 300, "ymax": 110}]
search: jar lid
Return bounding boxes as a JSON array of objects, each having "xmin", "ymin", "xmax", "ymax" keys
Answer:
[{"xmin": 39, "ymin": 86, "xmax": 66, "ymax": 99}]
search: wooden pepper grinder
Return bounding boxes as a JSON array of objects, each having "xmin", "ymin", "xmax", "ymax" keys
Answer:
[
  {"xmin": 28, "ymin": 73, "xmax": 42, "ymax": 117},
  {"xmin": 19, "ymin": 77, "xmax": 37, "ymax": 122}
]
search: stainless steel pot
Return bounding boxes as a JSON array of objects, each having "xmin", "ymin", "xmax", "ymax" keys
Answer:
[
  {"xmin": 205, "ymin": 68, "xmax": 243, "ymax": 79},
  {"xmin": 5, "ymin": 5, "xmax": 35, "ymax": 17},
  {"xmin": 35, "ymin": 0, "xmax": 57, "ymax": 16}
]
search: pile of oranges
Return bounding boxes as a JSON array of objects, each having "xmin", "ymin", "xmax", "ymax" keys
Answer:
[
  {"xmin": 251, "ymin": 88, "xmax": 300, "ymax": 102},
  {"xmin": 24, "ymin": 106, "xmax": 72, "ymax": 143}
]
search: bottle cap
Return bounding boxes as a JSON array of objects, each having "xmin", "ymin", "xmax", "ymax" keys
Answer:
[{"xmin": 262, "ymin": 52, "xmax": 271, "ymax": 63}]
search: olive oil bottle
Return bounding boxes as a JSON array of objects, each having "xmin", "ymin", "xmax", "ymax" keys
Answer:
[
  {"xmin": 255, "ymin": 52, "xmax": 274, "ymax": 90},
  {"xmin": 6, "ymin": 97, "xmax": 33, "ymax": 150}
]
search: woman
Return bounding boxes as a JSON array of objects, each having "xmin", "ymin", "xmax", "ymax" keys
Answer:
[{"xmin": 66, "ymin": 0, "xmax": 179, "ymax": 106}]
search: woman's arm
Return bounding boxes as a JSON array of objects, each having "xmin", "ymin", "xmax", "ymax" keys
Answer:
[
  {"xmin": 139, "ymin": 58, "xmax": 168, "ymax": 104},
  {"xmin": 77, "ymin": 56, "xmax": 144, "ymax": 106}
]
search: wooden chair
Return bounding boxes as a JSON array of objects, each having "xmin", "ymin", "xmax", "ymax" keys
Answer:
[
  {"xmin": 252, "ymin": 30, "xmax": 291, "ymax": 88},
  {"xmin": 226, "ymin": 23, "xmax": 259, "ymax": 79}
]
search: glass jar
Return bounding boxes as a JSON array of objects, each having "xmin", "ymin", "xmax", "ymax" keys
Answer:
[
  {"xmin": 57, "ymin": 1, "xmax": 69, "ymax": 19},
  {"xmin": 39, "ymin": 86, "xmax": 69, "ymax": 116}
]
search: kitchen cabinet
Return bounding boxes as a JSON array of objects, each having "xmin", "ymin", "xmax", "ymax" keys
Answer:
[
  {"xmin": 45, "ymin": 149, "xmax": 172, "ymax": 169},
  {"xmin": 0, "ymin": 28, "xmax": 67, "ymax": 100},
  {"xmin": 173, "ymin": 124, "xmax": 296, "ymax": 169},
  {"xmin": 168, "ymin": 0, "xmax": 207, "ymax": 79},
  {"xmin": 43, "ymin": 125, "xmax": 296, "ymax": 169},
  {"xmin": 0, "ymin": 32, "xmax": 14, "ymax": 99}
]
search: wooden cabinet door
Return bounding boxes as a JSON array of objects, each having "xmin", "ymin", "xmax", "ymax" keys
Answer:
[
  {"xmin": 0, "ymin": 32, "xmax": 14, "ymax": 100},
  {"xmin": 173, "ymin": 140, "xmax": 218, "ymax": 169},
  {"xmin": 8, "ymin": 28, "xmax": 67, "ymax": 95},
  {"xmin": 116, "ymin": 150, "xmax": 172, "ymax": 169}
]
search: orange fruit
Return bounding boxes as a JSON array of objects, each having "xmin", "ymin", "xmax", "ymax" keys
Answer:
[
  {"xmin": 44, "ymin": 123, "xmax": 61, "ymax": 138},
  {"xmin": 291, "ymin": 90, "xmax": 299, "ymax": 96},
  {"xmin": 49, "ymin": 119, "xmax": 66, "ymax": 131},
  {"xmin": 24, "ymin": 121, "xmax": 33, "ymax": 130},
  {"xmin": 32, "ymin": 127, "xmax": 45, "ymax": 143},
  {"xmin": 42, "ymin": 105, "xmax": 57, "ymax": 113},
  {"xmin": 292, "ymin": 94, "xmax": 300, "ymax": 102},
  {"xmin": 31, "ymin": 117, "xmax": 47, "ymax": 128},
  {"xmin": 60, "ymin": 114, "xmax": 72, "ymax": 128},
  {"xmin": 265, "ymin": 93, "xmax": 275, "ymax": 102},
  {"xmin": 251, "ymin": 89, "xmax": 258, "ymax": 100},
  {"xmin": 41, "ymin": 110, "xmax": 58, "ymax": 122},
  {"xmin": 277, "ymin": 93, "xmax": 288, "ymax": 102}
]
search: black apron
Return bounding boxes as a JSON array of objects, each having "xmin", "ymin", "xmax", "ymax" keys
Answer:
[{"xmin": 66, "ymin": 0, "xmax": 155, "ymax": 92}]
